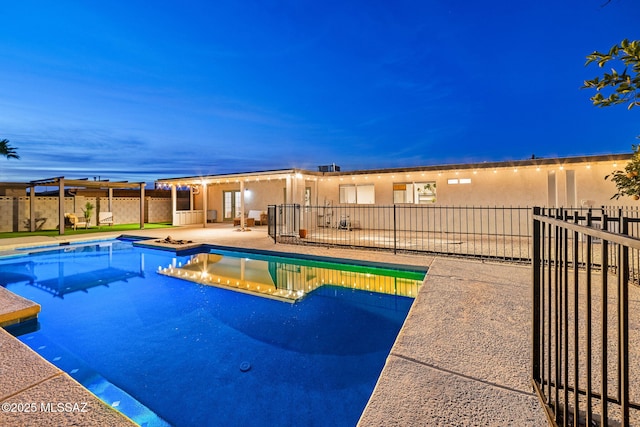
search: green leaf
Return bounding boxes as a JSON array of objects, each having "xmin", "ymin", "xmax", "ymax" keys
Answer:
[{"xmin": 583, "ymin": 39, "xmax": 640, "ymax": 111}]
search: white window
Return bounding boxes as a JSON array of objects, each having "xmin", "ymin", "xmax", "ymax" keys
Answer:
[
  {"xmin": 395, "ymin": 182, "xmax": 435, "ymax": 204},
  {"xmin": 339, "ymin": 185, "xmax": 356, "ymax": 203},
  {"xmin": 415, "ymin": 182, "xmax": 436, "ymax": 204},
  {"xmin": 448, "ymin": 178, "xmax": 471, "ymax": 185},
  {"xmin": 356, "ymin": 184, "xmax": 375, "ymax": 204},
  {"xmin": 393, "ymin": 183, "xmax": 412, "ymax": 203},
  {"xmin": 340, "ymin": 184, "xmax": 375, "ymax": 204}
]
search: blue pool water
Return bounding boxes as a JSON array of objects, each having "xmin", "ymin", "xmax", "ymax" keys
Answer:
[{"xmin": 1, "ymin": 240, "xmax": 421, "ymax": 426}]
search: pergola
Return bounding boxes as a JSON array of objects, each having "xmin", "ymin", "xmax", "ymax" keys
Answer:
[{"xmin": 29, "ymin": 177, "xmax": 146, "ymax": 235}]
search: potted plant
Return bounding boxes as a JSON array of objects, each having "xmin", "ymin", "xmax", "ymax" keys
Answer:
[
  {"xmin": 82, "ymin": 202, "xmax": 94, "ymax": 226},
  {"xmin": 299, "ymin": 229, "xmax": 307, "ymax": 238}
]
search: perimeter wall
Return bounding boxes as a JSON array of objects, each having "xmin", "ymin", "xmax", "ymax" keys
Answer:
[{"xmin": 0, "ymin": 196, "xmax": 172, "ymax": 232}]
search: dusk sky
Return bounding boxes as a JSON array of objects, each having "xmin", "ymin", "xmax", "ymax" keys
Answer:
[{"xmin": 1, "ymin": 0, "xmax": 638, "ymax": 183}]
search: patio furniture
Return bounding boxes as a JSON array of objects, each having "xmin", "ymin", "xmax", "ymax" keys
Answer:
[
  {"xmin": 98, "ymin": 212, "xmax": 115, "ymax": 227},
  {"xmin": 234, "ymin": 217, "xmax": 255, "ymax": 227},
  {"xmin": 248, "ymin": 210, "xmax": 268, "ymax": 225},
  {"xmin": 65, "ymin": 213, "xmax": 88, "ymax": 230}
]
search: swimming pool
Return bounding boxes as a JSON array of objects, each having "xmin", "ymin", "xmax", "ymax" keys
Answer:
[{"xmin": 1, "ymin": 239, "xmax": 425, "ymax": 426}]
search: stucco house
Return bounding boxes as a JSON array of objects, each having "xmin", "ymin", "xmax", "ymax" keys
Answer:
[{"xmin": 156, "ymin": 153, "xmax": 633, "ymax": 228}]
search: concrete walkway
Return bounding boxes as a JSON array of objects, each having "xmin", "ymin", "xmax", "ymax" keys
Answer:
[
  {"xmin": 0, "ymin": 224, "xmax": 547, "ymax": 426},
  {"xmin": 358, "ymin": 257, "xmax": 545, "ymax": 426}
]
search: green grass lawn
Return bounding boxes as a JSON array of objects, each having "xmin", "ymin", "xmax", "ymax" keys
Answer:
[{"xmin": 0, "ymin": 222, "xmax": 173, "ymax": 239}]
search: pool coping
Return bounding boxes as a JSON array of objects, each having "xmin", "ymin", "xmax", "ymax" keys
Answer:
[{"xmin": 0, "ymin": 287, "xmax": 40, "ymax": 328}]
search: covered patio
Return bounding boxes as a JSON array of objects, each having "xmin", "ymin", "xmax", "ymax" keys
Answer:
[{"xmin": 156, "ymin": 169, "xmax": 312, "ymax": 231}]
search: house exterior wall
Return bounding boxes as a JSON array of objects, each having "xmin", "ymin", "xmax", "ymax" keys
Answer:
[
  {"xmin": 201, "ymin": 179, "xmax": 288, "ymax": 222},
  {"xmin": 153, "ymin": 154, "xmax": 634, "ymax": 228},
  {"xmin": 187, "ymin": 176, "xmax": 319, "ymax": 223},
  {"xmin": 312, "ymin": 159, "xmax": 624, "ymax": 209}
]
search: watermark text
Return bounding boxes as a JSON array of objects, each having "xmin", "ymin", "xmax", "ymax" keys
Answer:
[{"xmin": 1, "ymin": 402, "xmax": 89, "ymax": 413}]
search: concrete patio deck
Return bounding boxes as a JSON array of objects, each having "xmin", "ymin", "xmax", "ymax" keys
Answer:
[{"xmin": 0, "ymin": 223, "xmax": 547, "ymax": 426}]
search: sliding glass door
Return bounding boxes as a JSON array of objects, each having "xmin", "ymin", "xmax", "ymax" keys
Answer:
[{"xmin": 223, "ymin": 190, "xmax": 242, "ymax": 220}]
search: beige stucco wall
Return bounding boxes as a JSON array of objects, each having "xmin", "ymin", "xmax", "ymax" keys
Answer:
[
  {"xmin": 311, "ymin": 159, "xmax": 627, "ymax": 209},
  {"xmin": 571, "ymin": 162, "xmax": 622, "ymax": 207},
  {"xmin": 156, "ymin": 156, "xmax": 634, "ymax": 230},
  {"xmin": 200, "ymin": 179, "xmax": 289, "ymax": 222}
]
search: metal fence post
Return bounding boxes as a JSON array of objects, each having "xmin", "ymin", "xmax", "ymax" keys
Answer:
[
  {"xmin": 532, "ymin": 207, "xmax": 541, "ymax": 384},
  {"xmin": 585, "ymin": 210, "xmax": 593, "ymax": 426},
  {"xmin": 621, "ymin": 217, "xmax": 630, "ymax": 425},
  {"xmin": 393, "ymin": 204, "xmax": 397, "ymax": 254}
]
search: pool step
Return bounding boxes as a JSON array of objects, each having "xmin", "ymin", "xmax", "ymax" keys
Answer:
[
  {"xmin": 19, "ymin": 333, "xmax": 170, "ymax": 427},
  {"xmin": 85, "ymin": 376, "xmax": 171, "ymax": 427},
  {"xmin": 0, "ymin": 286, "xmax": 40, "ymax": 328}
]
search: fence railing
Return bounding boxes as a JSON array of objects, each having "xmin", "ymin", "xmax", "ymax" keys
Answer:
[
  {"xmin": 268, "ymin": 204, "xmax": 533, "ymax": 261},
  {"xmin": 268, "ymin": 204, "xmax": 640, "ymax": 268},
  {"xmin": 532, "ymin": 207, "xmax": 640, "ymax": 426}
]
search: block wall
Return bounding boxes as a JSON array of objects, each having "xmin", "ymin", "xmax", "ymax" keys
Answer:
[{"xmin": 0, "ymin": 196, "xmax": 173, "ymax": 232}]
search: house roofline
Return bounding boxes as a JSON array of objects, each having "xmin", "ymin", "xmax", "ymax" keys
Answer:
[
  {"xmin": 318, "ymin": 153, "xmax": 631, "ymax": 176},
  {"xmin": 155, "ymin": 153, "xmax": 631, "ymax": 184},
  {"xmin": 155, "ymin": 169, "xmax": 301, "ymax": 184}
]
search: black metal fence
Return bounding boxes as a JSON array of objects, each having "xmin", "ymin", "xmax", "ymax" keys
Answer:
[
  {"xmin": 268, "ymin": 204, "xmax": 533, "ymax": 261},
  {"xmin": 268, "ymin": 204, "xmax": 640, "ymax": 267},
  {"xmin": 532, "ymin": 207, "xmax": 640, "ymax": 426}
]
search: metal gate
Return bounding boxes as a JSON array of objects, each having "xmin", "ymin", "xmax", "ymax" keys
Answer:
[
  {"xmin": 267, "ymin": 204, "xmax": 300, "ymax": 242},
  {"xmin": 532, "ymin": 207, "xmax": 640, "ymax": 426}
]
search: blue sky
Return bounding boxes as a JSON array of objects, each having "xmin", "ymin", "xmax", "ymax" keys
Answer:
[{"xmin": 0, "ymin": 0, "xmax": 638, "ymax": 183}]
